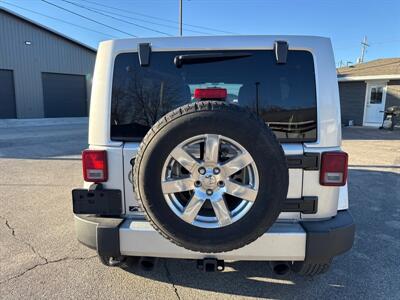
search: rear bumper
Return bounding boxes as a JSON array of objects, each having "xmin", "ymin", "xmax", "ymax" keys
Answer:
[{"xmin": 74, "ymin": 210, "xmax": 355, "ymax": 262}]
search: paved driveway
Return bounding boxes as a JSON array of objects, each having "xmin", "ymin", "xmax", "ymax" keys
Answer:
[{"xmin": 0, "ymin": 124, "xmax": 399, "ymax": 299}]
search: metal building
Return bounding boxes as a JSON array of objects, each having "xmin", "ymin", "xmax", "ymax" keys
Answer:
[{"xmin": 0, "ymin": 7, "xmax": 96, "ymax": 119}]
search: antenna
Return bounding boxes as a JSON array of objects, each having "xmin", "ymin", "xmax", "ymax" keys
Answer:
[{"xmin": 358, "ymin": 36, "xmax": 369, "ymax": 63}]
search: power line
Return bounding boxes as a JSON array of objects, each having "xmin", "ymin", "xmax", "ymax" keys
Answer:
[
  {"xmin": 60, "ymin": 0, "xmax": 173, "ymax": 36},
  {"xmin": 65, "ymin": 0, "xmax": 211, "ymax": 35},
  {"xmin": 64, "ymin": 0, "xmax": 206, "ymax": 35},
  {"xmin": 0, "ymin": 1, "xmax": 117, "ymax": 38},
  {"xmin": 40, "ymin": 0, "xmax": 137, "ymax": 37},
  {"xmin": 370, "ymin": 39, "xmax": 400, "ymax": 45},
  {"xmin": 82, "ymin": 0, "xmax": 236, "ymax": 34},
  {"xmin": 335, "ymin": 39, "xmax": 400, "ymax": 51}
]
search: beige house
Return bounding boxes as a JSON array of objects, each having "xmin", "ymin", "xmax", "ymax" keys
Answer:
[{"xmin": 337, "ymin": 58, "xmax": 400, "ymax": 126}]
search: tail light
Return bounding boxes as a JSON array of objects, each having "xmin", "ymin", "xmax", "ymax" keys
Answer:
[
  {"xmin": 82, "ymin": 150, "xmax": 108, "ymax": 182},
  {"xmin": 194, "ymin": 88, "xmax": 227, "ymax": 100},
  {"xmin": 320, "ymin": 152, "xmax": 348, "ymax": 186}
]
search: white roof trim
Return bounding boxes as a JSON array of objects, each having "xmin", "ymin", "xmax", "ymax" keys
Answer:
[
  {"xmin": 337, "ymin": 74, "xmax": 400, "ymax": 82},
  {"xmin": 0, "ymin": 6, "xmax": 97, "ymax": 52}
]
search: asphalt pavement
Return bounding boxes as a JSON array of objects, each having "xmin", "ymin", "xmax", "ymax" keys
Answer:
[{"xmin": 0, "ymin": 123, "xmax": 399, "ymax": 299}]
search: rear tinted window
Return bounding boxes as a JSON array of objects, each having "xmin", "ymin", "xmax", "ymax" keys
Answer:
[{"xmin": 111, "ymin": 50, "xmax": 317, "ymax": 142}]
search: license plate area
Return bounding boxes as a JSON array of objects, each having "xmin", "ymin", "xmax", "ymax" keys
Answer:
[{"xmin": 72, "ymin": 189, "xmax": 122, "ymax": 215}]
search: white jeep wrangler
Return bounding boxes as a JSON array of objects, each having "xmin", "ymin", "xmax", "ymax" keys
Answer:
[{"xmin": 73, "ymin": 35, "xmax": 355, "ymax": 276}]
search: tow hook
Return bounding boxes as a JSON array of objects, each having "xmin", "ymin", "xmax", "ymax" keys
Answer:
[
  {"xmin": 197, "ymin": 258, "xmax": 225, "ymax": 272},
  {"xmin": 107, "ymin": 256, "xmax": 125, "ymax": 267}
]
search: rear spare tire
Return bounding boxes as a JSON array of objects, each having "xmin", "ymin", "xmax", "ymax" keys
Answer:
[{"xmin": 133, "ymin": 101, "xmax": 288, "ymax": 253}]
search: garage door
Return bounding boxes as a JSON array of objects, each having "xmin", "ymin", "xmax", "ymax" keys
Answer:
[
  {"xmin": 42, "ymin": 72, "xmax": 87, "ymax": 117},
  {"xmin": 0, "ymin": 69, "xmax": 17, "ymax": 119}
]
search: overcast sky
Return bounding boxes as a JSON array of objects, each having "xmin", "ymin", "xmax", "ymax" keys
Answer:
[{"xmin": 1, "ymin": 0, "xmax": 399, "ymax": 65}]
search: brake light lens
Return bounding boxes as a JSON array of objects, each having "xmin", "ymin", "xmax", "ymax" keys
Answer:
[
  {"xmin": 82, "ymin": 150, "xmax": 108, "ymax": 182},
  {"xmin": 320, "ymin": 152, "xmax": 348, "ymax": 186},
  {"xmin": 194, "ymin": 88, "xmax": 227, "ymax": 100}
]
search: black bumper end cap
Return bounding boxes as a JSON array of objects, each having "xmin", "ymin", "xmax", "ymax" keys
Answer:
[
  {"xmin": 74, "ymin": 214, "xmax": 123, "ymax": 257},
  {"xmin": 301, "ymin": 210, "xmax": 355, "ymax": 263}
]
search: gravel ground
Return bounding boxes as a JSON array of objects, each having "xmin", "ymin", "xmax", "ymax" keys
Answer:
[{"xmin": 0, "ymin": 124, "xmax": 399, "ymax": 299}]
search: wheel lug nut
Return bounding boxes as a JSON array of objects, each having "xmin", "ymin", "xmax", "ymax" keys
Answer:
[
  {"xmin": 217, "ymin": 181, "xmax": 225, "ymax": 187},
  {"xmin": 206, "ymin": 189, "xmax": 213, "ymax": 196},
  {"xmin": 198, "ymin": 167, "xmax": 206, "ymax": 175},
  {"xmin": 194, "ymin": 180, "xmax": 202, "ymax": 187},
  {"xmin": 213, "ymin": 167, "xmax": 220, "ymax": 175}
]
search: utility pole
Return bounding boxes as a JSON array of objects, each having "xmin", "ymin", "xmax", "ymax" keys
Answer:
[
  {"xmin": 358, "ymin": 36, "xmax": 369, "ymax": 63},
  {"xmin": 179, "ymin": 0, "xmax": 183, "ymax": 36}
]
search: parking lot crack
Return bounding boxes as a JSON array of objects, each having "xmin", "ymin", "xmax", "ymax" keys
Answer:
[
  {"xmin": 1, "ymin": 215, "xmax": 48, "ymax": 264},
  {"xmin": 0, "ymin": 255, "xmax": 97, "ymax": 285},
  {"xmin": 163, "ymin": 260, "xmax": 181, "ymax": 300},
  {"xmin": 4, "ymin": 218, "xmax": 15, "ymax": 236},
  {"xmin": 1, "ymin": 215, "xmax": 98, "ymax": 285}
]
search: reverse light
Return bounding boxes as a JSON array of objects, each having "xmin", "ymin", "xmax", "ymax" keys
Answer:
[
  {"xmin": 194, "ymin": 88, "xmax": 227, "ymax": 100},
  {"xmin": 320, "ymin": 152, "xmax": 348, "ymax": 186},
  {"xmin": 82, "ymin": 150, "xmax": 108, "ymax": 182}
]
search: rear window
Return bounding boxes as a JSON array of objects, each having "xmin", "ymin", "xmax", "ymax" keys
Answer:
[{"xmin": 111, "ymin": 50, "xmax": 317, "ymax": 142}]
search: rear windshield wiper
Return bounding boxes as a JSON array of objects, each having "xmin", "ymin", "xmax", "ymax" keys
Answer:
[{"xmin": 174, "ymin": 52, "xmax": 252, "ymax": 68}]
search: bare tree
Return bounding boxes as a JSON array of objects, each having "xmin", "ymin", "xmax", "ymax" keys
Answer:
[{"xmin": 113, "ymin": 69, "xmax": 189, "ymax": 127}]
